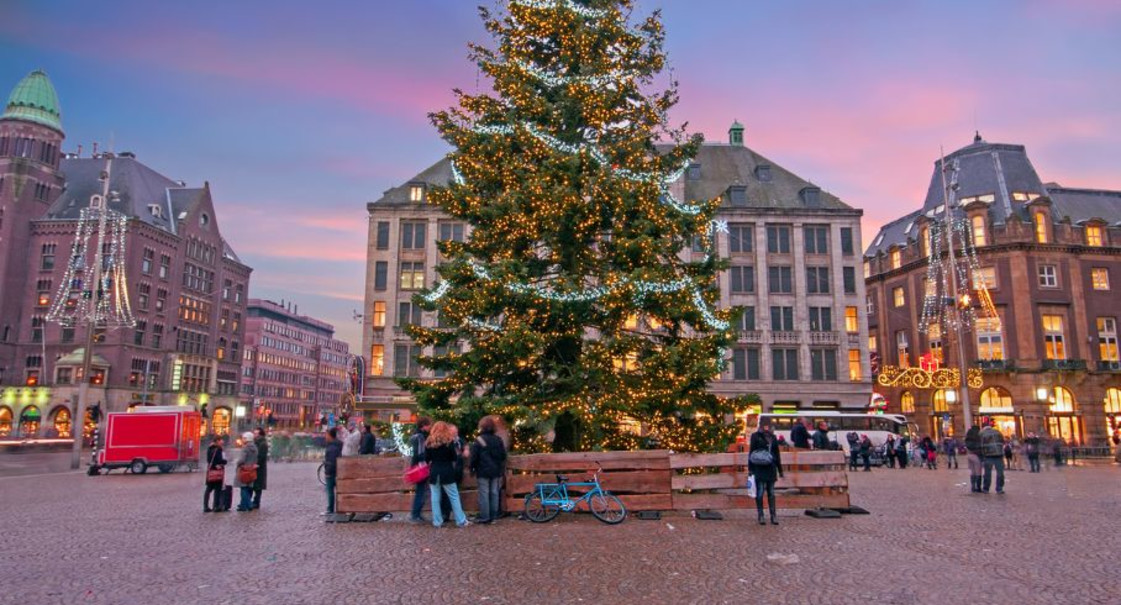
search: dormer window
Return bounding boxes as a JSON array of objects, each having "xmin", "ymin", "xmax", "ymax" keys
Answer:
[
  {"xmin": 728, "ymin": 186, "xmax": 747, "ymax": 207},
  {"xmin": 754, "ymin": 165, "xmax": 772, "ymax": 182},
  {"xmin": 148, "ymin": 204, "xmax": 163, "ymax": 219},
  {"xmin": 409, "ymin": 183, "xmax": 426, "ymax": 203},
  {"xmin": 686, "ymin": 163, "xmax": 701, "ymax": 181},
  {"xmin": 890, "ymin": 248, "xmax": 902, "ymax": 270},
  {"xmin": 1034, "ymin": 212, "xmax": 1049, "ymax": 243},
  {"xmin": 800, "ymin": 187, "xmax": 821, "ymax": 208},
  {"xmin": 1086, "ymin": 224, "xmax": 1103, "ymax": 247}
]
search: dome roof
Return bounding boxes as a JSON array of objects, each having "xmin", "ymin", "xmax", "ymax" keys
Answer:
[{"xmin": 2, "ymin": 69, "xmax": 63, "ymax": 133}]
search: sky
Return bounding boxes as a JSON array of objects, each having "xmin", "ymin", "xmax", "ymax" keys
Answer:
[{"xmin": 2, "ymin": 0, "xmax": 1120, "ymax": 348}]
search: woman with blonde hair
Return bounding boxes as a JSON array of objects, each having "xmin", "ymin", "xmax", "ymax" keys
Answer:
[{"xmin": 424, "ymin": 421, "xmax": 470, "ymax": 527}]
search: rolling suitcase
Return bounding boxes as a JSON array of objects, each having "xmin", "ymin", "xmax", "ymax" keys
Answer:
[{"xmin": 219, "ymin": 485, "xmax": 234, "ymax": 511}]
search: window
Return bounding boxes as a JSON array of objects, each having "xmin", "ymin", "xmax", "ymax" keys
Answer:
[
  {"xmin": 374, "ymin": 261, "xmax": 388, "ymax": 291},
  {"xmin": 975, "ymin": 317, "xmax": 1003, "ymax": 361},
  {"xmin": 868, "ymin": 334, "xmax": 878, "ymax": 353},
  {"xmin": 1038, "ymin": 265, "xmax": 1057, "ymax": 288},
  {"xmin": 770, "ymin": 306, "xmax": 794, "ymax": 332},
  {"xmin": 1091, "ymin": 268, "xmax": 1110, "ymax": 291},
  {"xmin": 845, "ymin": 307, "xmax": 859, "ymax": 333},
  {"xmin": 691, "ymin": 235, "xmax": 708, "ymax": 253},
  {"xmin": 738, "ymin": 306, "xmax": 756, "ymax": 332},
  {"xmin": 1034, "ymin": 212, "xmax": 1048, "ymax": 243},
  {"xmin": 772, "ymin": 349, "xmax": 799, "ymax": 380},
  {"xmin": 397, "ymin": 302, "xmax": 422, "ymax": 327},
  {"xmin": 804, "ymin": 226, "xmax": 829, "ymax": 254},
  {"xmin": 729, "ymin": 266, "xmax": 755, "ymax": 293},
  {"xmin": 393, "ymin": 344, "xmax": 420, "ymax": 377},
  {"xmin": 1086, "ymin": 225, "xmax": 1103, "ymax": 247},
  {"xmin": 806, "ymin": 267, "xmax": 830, "ymax": 294},
  {"xmin": 980, "ymin": 387, "xmax": 1012, "ymax": 411},
  {"xmin": 61, "ymin": 327, "xmax": 74, "ymax": 343},
  {"xmin": 808, "ymin": 307, "xmax": 832, "ymax": 332},
  {"xmin": 401, "ymin": 222, "xmax": 427, "ymax": 250},
  {"xmin": 41, "ymin": 243, "xmax": 56, "ymax": 271},
  {"xmin": 933, "ymin": 390, "xmax": 950, "ymax": 413},
  {"xmin": 370, "ymin": 344, "xmax": 385, "ymax": 375},
  {"xmin": 843, "ymin": 267, "xmax": 856, "ymax": 294},
  {"xmin": 927, "ymin": 323, "xmax": 943, "ymax": 364},
  {"xmin": 972, "ymin": 267, "xmax": 996, "ymax": 290},
  {"xmin": 400, "ymin": 262, "xmax": 425, "ymax": 289},
  {"xmin": 1050, "ymin": 387, "xmax": 1074, "ymax": 413},
  {"xmin": 152, "ymin": 324, "xmax": 163, "ymax": 348},
  {"xmin": 728, "ymin": 223, "xmax": 753, "ymax": 253},
  {"xmin": 840, "ymin": 227, "xmax": 854, "ymax": 256},
  {"xmin": 890, "ymin": 249, "xmax": 901, "ymax": 269},
  {"xmin": 375, "ymin": 221, "xmax": 390, "ymax": 250},
  {"xmin": 1042, "ymin": 314, "xmax": 1065, "ymax": 360},
  {"xmin": 766, "ymin": 225, "xmax": 791, "ymax": 254},
  {"xmin": 134, "ymin": 320, "xmax": 147, "ymax": 346},
  {"xmin": 409, "ymin": 184, "xmax": 425, "ymax": 203},
  {"xmin": 848, "ymin": 349, "xmax": 862, "ymax": 381},
  {"xmin": 438, "ymin": 222, "xmax": 465, "ymax": 243},
  {"xmin": 972, "ymin": 215, "xmax": 987, "ymax": 247},
  {"xmin": 901, "ymin": 391, "xmax": 915, "ymax": 414},
  {"xmin": 1098, "ymin": 318, "xmax": 1119, "ymax": 362},
  {"xmin": 370, "ymin": 301, "xmax": 386, "ymax": 328},
  {"xmin": 728, "ymin": 186, "xmax": 747, "ymax": 207},
  {"xmin": 811, "ymin": 349, "xmax": 837, "ymax": 381},
  {"xmin": 155, "ymin": 288, "xmax": 167, "ymax": 312},
  {"xmin": 893, "ymin": 286, "xmax": 905, "ymax": 308},
  {"xmin": 863, "ymin": 261, "xmax": 871, "ymax": 279},
  {"xmin": 732, "ymin": 348, "xmax": 760, "ymax": 380},
  {"xmin": 432, "ymin": 344, "xmax": 461, "ymax": 378},
  {"xmin": 919, "ymin": 226, "xmax": 930, "ymax": 258},
  {"xmin": 30, "ymin": 315, "xmax": 43, "ymax": 343},
  {"xmin": 1106, "ymin": 388, "xmax": 1121, "ymax": 414},
  {"xmin": 896, "ymin": 330, "xmax": 910, "ymax": 367},
  {"xmin": 768, "ymin": 266, "xmax": 793, "ymax": 293},
  {"xmin": 686, "ymin": 163, "xmax": 701, "ymax": 180}
]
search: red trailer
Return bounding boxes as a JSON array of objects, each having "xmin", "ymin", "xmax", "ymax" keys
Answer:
[{"xmin": 95, "ymin": 407, "xmax": 202, "ymax": 474}]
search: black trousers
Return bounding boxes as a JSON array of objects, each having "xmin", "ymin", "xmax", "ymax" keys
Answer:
[
  {"xmin": 203, "ymin": 482, "xmax": 222, "ymax": 510},
  {"xmin": 252, "ymin": 488, "xmax": 263, "ymax": 509},
  {"xmin": 755, "ymin": 478, "xmax": 776, "ymax": 515}
]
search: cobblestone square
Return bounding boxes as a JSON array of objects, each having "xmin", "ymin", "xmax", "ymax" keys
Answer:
[{"xmin": 2, "ymin": 459, "xmax": 1118, "ymax": 605}]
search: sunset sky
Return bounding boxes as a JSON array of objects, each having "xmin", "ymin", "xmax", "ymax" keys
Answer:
[{"xmin": 3, "ymin": 0, "xmax": 1119, "ymax": 347}]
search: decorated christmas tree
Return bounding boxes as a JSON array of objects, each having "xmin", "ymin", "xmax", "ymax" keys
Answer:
[{"xmin": 400, "ymin": 0, "xmax": 744, "ymax": 452}]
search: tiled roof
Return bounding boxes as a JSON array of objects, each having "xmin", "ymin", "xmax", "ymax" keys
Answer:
[{"xmin": 1048, "ymin": 187, "xmax": 1121, "ymax": 226}]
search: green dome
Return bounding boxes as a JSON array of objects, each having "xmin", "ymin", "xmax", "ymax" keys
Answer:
[{"xmin": 2, "ymin": 69, "xmax": 63, "ymax": 133}]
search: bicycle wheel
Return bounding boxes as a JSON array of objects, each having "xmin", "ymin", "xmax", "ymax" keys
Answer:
[
  {"xmin": 523, "ymin": 493, "xmax": 560, "ymax": 523},
  {"xmin": 589, "ymin": 491, "xmax": 626, "ymax": 524},
  {"xmin": 317, "ymin": 462, "xmax": 326, "ymax": 485}
]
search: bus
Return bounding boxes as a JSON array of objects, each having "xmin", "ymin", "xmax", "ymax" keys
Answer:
[{"xmin": 746, "ymin": 411, "xmax": 913, "ymax": 452}]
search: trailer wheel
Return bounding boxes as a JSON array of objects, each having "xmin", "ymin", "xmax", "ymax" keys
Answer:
[{"xmin": 130, "ymin": 460, "xmax": 148, "ymax": 475}]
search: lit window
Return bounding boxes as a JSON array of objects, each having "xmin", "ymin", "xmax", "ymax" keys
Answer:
[
  {"xmin": 972, "ymin": 267, "xmax": 996, "ymax": 290},
  {"xmin": 370, "ymin": 345, "xmax": 385, "ymax": 375},
  {"xmin": 868, "ymin": 334, "xmax": 877, "ymax": 353},
  {"xmin": 1050, "ymin": 387, "xmax": 1074, "ymax": 413},
  {"xmin": 901, "ymin": 391, "xmax": 915, "ymax": 414},
  {"xmin": 624, "ymin": 314, "xmax": 638, "ymax": 330},
  {"xmin": 890, "ymin": 249, "xmax": 901, "ymax": 269},
  {"xmin": 971, "ymin": 215, "xmax": 987, "ymax": 247},
  {"xmin": 976, "ymin": 317, "xmax": 1004, "ymax": 361},
  {"xmin": 845, "ymin": 307, "xmax": 859, "ymax": 334},
  {"xmin": 919, "ymin": 226, "xmax": 929, "ymax": 257},
  {"xmin": 863, "ymin": 261, "xmax": 871, "ymax": 279},
  {"xmin": 409, "ymin": 184, "xmax": 425, "ymax": 202},
  {"xmin": 848, "ymin": 349, "xmax": 862, "ymax": 381},
  {"xmin": 981, "ymin": 387, "xmax": 1012, "ymax": 410},
  {"xmin": 1091, "ymin": 268, "xmax": 1110, "ymax": 291},
  {"xmin": 1105, "ymin": 388, "xmax": 1121, "ymax": 414},
  {"xmin": 1086, "ymin": 225, "xmax": 1102, "ymax": 247},
  {"xmin": 1042, "ymin": 314, "xmax": 1065, "ymax": 360},
  {"xmin": 1038, "ymin": 265, "xmax": 1057, "ymax": 288},
  {"xmin": 612, "ymin": 351, "xmax": 639, "ymax": 372},
  {"xmin": 1034, "ymin": 212, "xmax": 1048, "ymax": 243},
  {"xmin": 1098, "ymin": 318, "xmax": 1118, "ymax": 362},
  {"xmin": 400, "ymin": 262, "xmax": 425, "ymax": 290},
  {"xmin": 896, "ymin": 330, "xmax": 909, "ymax": 367},
  {"xmin": 893, "ymin": 286, "xmax": 905, "ymax": 308},
  {"xmin": 371, "ymin": 301, "xmax": 386, "ymax": 328},
  {"xmin": 933, "ymin": 389, "xmax": 950, "ymax": 413}
]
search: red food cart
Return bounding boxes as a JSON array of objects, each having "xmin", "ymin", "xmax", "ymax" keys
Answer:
[{"xmin": 95, "ymin": 406, "xmax": 201, "ymax": 474}]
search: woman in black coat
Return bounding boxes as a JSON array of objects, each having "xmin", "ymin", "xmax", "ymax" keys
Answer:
[
  {"xmin": 748, "ymin": 422, "xmax": 784, "ymax": 525},
  {"xmin": 203, "ymin": 438, "xmax": 226, "ymax": 513},
  {"xmin": 252, "ymin": 428, "xmax": 268, "ymax": 510}
]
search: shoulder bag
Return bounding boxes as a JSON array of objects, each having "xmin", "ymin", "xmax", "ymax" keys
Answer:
[
  {"xmin": 237, "ymin": 463, "xmax": 258, "ymax": 485},
  {"xmin": 206, "ymin": 449, "xmax": 224, "ymax": 483}
]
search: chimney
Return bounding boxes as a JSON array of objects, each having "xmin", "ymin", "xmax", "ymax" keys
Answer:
[
  {"xmin": 92, "ymin": 142, "xmax": 99, "ymax": 156},
  {"xmin": 77, "ymin": 144, "xmax": 83, "ymax": 158},
  {"xmin": 728, "ymin": 120, "xmax": 745, "ymax": 146}
]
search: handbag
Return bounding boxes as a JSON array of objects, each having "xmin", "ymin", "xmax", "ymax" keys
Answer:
[
  {"xmin": 206, "ymin": 449, "xmax": 224, "ymax": 483},
  {"xmin": 404, "ymin": 462, "xmax": 430, "ymax": 484},
  {"xmin": 749, "ymin": 449, "xmax": 775, "ymax": 466},
  {"xmin": 237, "ymin": 463, "xmax": 258, "ymax": 484}
]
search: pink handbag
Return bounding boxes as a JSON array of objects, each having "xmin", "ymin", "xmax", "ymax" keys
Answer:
[{"xmin": 404, "ymin": 462, "xmax": 430, "ymax": 484}]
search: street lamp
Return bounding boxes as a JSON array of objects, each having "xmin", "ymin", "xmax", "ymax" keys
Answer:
[{"xmin": 1036, "ymin": 387, "xmax": 1050, "ymax": 402}]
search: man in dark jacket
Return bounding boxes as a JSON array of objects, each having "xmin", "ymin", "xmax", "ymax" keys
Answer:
[
  {"xmin": 964, "ymin": 424, "xmax": 983, "ymax": 492},
  {"xmin": 979, "ymin": 420, "xmax": 1005, "ymax": 494},
  {"xmin": 359, "ymin": 424, "xmax": 378, "ymax": 456},
  {"xmin": 252, "ymin": 428, "xmax": 268, "ymax": 510},
  {"xmin": 812, "ymin": 421, "xmax": 831, "ymax": 450},
  {"xmin": 790, "ymin": 420, "xmax": 811, "ymax": 449},
  {"xmin": 408, "ymin": 417, "xmax": 432, "ymax": 523},
  {"xmin": 846, "ymin": 432, "xmax": 860, "ymax": 470},
  {"xmin": 323, "ymin": 428, "xmax": 343, "ymax": 514},
  {"xmin": 469, "ymin": 417, "xmax": 508, "ymax": 524}
]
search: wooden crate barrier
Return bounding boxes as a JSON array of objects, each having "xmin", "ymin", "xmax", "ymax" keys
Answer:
[{"xmin": 336, "ymin": 448, "xmax": 847, "ymax": 514}]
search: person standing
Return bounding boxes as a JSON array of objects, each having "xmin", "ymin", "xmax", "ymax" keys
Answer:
[
  {"xmin": 469, "ymin": 416, "xmax": 508, "ymax": 524},
  {"xmin": 790, "ymin": 419, "xmax": 811, "ymax": 450},
  {"xmin": 884, "ymin": 434, "xmax": 897, "ymax": 468},
  {"xmin": 234, "ymin": 432, "xmax": 259, "ymax": 512},
  {"xmin": 425, "ymin": 421, "xmax": 470, "ymax": 528},
  {"xmin": 812, "ymin": 421, "xmax": 831, "ymax": 450},
  {"xmin": 407, "ymin": 417, "xmax": 432, "ymax": 523},
  {"xmin": 964, "ymin": 424, "xmax": 983, "ymax": 492},
  {"xmin": 252, "ymin": 428, "xmax": 268, "ymax": 511},
  {"xmin": 748, "ymin": 421, "xmax": 784, "ymax": 525},
  {"xmin": 846, "ymin": 431, "xmax": 860, "ymax": 470},
  {"xmin": 1003, "ymin": 439, "xmax": 1015, "ymax": 471},
  {"xmin": 489, "ymin": 415, "xmax": 512, "ymax": 518},
  {"xmin": 895, "ymin": 435, "xmax": 910, "ymax": 469},
  {"xmin": 980, "ymin": 419, "xmax": 1006, "ymax": 494},
  {"xmin": 323, "ymin": 427, "xmax": 343, "ymax": 514},
  {"xmin": 203, "ymin": 438, "xmax": 226, "ymax": 512},
  {"xmin": 943, "ymin": 436, "xmax": 959, "ymax": 470},
  {"xmin": 359, "ymin": 423, "xmax": 378, "ymax": 455},
  {"xmin": 1024, "ymin": 432, "xmax": 1041, "ymax": 472},
  {"xmin": 858, "ymin": 435, "xmax": 872, "ymax": 471},
  {"xmin": 342, "ymin": 423, "xmax": 361, "ymax": 457}
]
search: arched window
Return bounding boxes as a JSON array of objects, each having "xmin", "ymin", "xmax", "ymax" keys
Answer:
[
  {"xmin": 933, "ymin": 389, "xmax": 951, "ymax": 413},
  {"xmin": 901, "ymin": 391, "xmax": 916, "ymax": 414},
  {"xmin": 18, "ymin": 405, "xmax": 41, "ymax": 438},
  {"xmin": 51, "ymin": 406, "xmax": 72, "ymax": 438},
  {"xmin": 1104, "ymin": 388, "xmax": 1121, "ymax": 414},
  {"xmin": 972, "ymin": 215, "xmax": 987, "ymax": 247},
  {"xmin": 0, "ymin": 406, "xmax": 12, "ymax": 437},
  {"xmin": 1050, "ymin": 387, "xmax": 1075, "ymax": 413},
  {"xmin": 212, "ymin": 407, "xmax": 232, "ymax": 436},
  {"xmin": 980, "ymin": 387, "xmax": 1012, "ymax": 410}
]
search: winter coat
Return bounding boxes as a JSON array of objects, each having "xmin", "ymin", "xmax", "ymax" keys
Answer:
[
  {"xmin": 790, "ymin": 423, "xmax": 811, "ymax": 449},
  {"xmin": 859, "ymin": 438, "xmax": 872, "ymax": 454},
  {"xmin": 812, "ymin": 428, "xmax": 831, "ymax": 450},
  {"xmin": 254, "ymin": 436, "xmax": 268, "ymax": 491},
  {"xmin": 409, "ymin": 430, "xmax": 428, "ymax": 466},
  {"xmin": 204, "ymin": 444, "xmax": 226, "ymax": 485},
  {"xmin": 424, "ymin": 442, "xmax": 462, "ymax": 485},
  {"xmin": 359, "ymin": 432, "xmax": 378, "ymax": 455},
  {"xmin": 1024, "ymin": 436, "xmax": 1041, "ymax": 455},
  {"xmin": 342, "ymin": 429, "xmax": 361, "ymax": 457},
  {"xmin": 469, "ymin": 432, "xmax": 508, "ymax": 479},
  {"xmin": 234, "ymin": 442, "xmax": 258, "ymax": 488},
  {"xmin": 747, "ymin": 430, "xmax": 784, "ymax": 484},
  {"xmin": 980, "ymin": 427, "xmax": 1005, "ymax": 458},
  {"xmin": 323, "ymin": 440, "xmax": 343, "ymax": 478},
  {"xmin": 964, "ymin": 426, "xmax": 982, "ymax": 455}
]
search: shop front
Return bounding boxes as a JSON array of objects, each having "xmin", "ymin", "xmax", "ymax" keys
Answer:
[
  {"xmin": 0, "ymin": 405, "xmax": 11, "ymax": 437},
  {"xmin": 18, "ymin": 405, "xmax": 41, "ymax": 438},
  {"xmin": 978, "ymin": 387, "xmax": 1021, "ymax": 439},
  {"xmin": 1044, "ymin": 387, "xmax": 1083, "ymax": 445},
  {"xmin": 930, "ymin": 389, "xmax": 954, "ymax": 440},
  {"xmin": 1105, "ymin": 388, "xmax": 1121, "ymax": 447}
]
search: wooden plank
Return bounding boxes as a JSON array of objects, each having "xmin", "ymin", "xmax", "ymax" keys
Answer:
[
  {"xmin": 338, "ymin": 456, "xmax": 409, "ymax": 480},
  {"xmin": 671, "ymin": 471, "xmax": 849, "ymax": 491},
  {"xmin": 671, "ymin": 492, "xmax": 850, "ymax": 511},
  {"xmin": 669, "ymin": 450, "xmax": 845, "ymax": 469},
  {"xmin": 504, "ymin": 470, "xmax": 670, "ymax": 496},
  {"xmin": 503, "ymin": 493, "xmax": 673, "ymax": 513},
  {"xmin": 339, "ymin": 490, "xmax": 481, "ymax": 514},
  {"xmin": 506, "ymin": 451, "xmax": 671, "ymax": 472},
  {"xmin": 337, "ymin": 477, "xmax": 410, "ymax": 495}
]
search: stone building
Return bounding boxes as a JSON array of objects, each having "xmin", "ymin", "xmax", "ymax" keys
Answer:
[
  {"xmin": 361, "ymin": 122, "xmax": 873, "ymax": 419},
  {"xmin": 865, "ymin": 133, "xmax": 1121, "ymax": 446},
  {"xmin": 240, "ymin": 299, "xmax": 350, "ymax": 429},
  {"xmin": 0, "ymin": 70, "xmax": 252, "ymax": 439}
]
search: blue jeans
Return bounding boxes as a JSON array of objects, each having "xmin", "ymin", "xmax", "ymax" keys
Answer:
[
  {"xmin": 325, "ymin": 476, "xmax": 337, "ymax": 513},
  {"xmin": 982, "ymin": 456, "xmax": 1005, "ymax": 492},
  {"xmin": 430, "ymin": 481, "xmax": 467, "ymax": 527},
  {"xmin": 477, "ymin": 476, "xmax": 501, "ymax": 521},
  {"xmin": 410, "ymin": 481, "xmax": 428, "ymax": 520},
  {"xmin": 238, "ymin": 486, "xmax": 253, "ymax": 510}
]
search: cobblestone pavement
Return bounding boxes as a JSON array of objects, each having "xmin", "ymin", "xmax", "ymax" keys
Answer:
[{"xmin": 2, "ymin": 459, "xmax": 1118, "ymax": 605}]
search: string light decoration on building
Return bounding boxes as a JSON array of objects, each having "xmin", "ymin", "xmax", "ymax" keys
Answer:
[
  {"xmin": 876, "ymin": 365, "xmax": 984, "ymax": 390},
  {"xmin": 402, "ymin": 0, "xmax": 743, "ymax": 453}
]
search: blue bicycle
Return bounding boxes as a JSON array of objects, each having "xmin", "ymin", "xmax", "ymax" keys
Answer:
[{"xmin": 523, "ymin": 465, "xmax": 627, "ymax": 524}]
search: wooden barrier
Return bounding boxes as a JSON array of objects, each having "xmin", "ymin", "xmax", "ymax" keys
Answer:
[{"xmin": 336, "ymin": 448, "xmax": 848, "ymax": 515}]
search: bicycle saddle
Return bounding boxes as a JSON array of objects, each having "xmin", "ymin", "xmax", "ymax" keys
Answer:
[{"xmin": 555, "ymin": 474, "xmax": 568, "ymax": 483}]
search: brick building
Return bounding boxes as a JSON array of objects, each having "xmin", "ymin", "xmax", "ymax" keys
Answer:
[
  {"xmin": 0, "ymin": 70, "xmax": 252, "ymax": 439},
  {"xmin": 865, "ymin": 133, "xmax": 1121, "ymax": 446},
  {"xmin": 240, "ymin": 299, "xmax": 350, "ymax": 429},
  {"xmin": 362, "ymin": 122, "xmax": 873, "ymax": 419}
]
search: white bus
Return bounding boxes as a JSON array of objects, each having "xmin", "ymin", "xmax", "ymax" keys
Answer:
[{"xmin": 746, "ymin": 411, "xmax": 913, "ymax": 452}]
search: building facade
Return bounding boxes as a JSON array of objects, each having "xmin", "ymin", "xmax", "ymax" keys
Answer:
[
  {"xmin": 362, "ymin": 122, "xmax": 873, "ymax": 418},
  {"xmin": 0, "ymin": 70, "xmax": 252, "ymax": 439},
  {"xmin": 865, "ymin": 134, "xmax": 1121, "ymax": 447},
  {"xmin": 240, "ymin": 299, "xmax": 350, "ymax": 429}
]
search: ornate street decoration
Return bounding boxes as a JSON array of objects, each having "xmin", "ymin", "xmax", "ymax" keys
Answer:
[{"xmin": 876, "ymin": 365, "xmax": 983, "ymax": 390}]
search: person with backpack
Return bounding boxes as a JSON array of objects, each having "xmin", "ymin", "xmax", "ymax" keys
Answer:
[
  {"xmin": 469, "ymin": 416, "xmax": 508, "ymax": 524},
  {"xmin": 407, "ymin": 417, "xmax": 433, "ymax": 523},
  {"xmin": 748, "ymin": 420, "xmax": 784, "ymax": 526},
  {"xmin": 203, "ymin": 437, "xmax": 226, "ymax": 512}
]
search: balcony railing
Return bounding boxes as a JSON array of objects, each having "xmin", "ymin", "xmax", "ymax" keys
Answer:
[
  {"xmin": 737, "ymin": 330, "xmax": 763, "ymax": 344},
  {"xmin": 809, "ymin": 331, "xmax": 840, "ymax": 346},
  {"xmin": 1042, "ymin": 359, "xmax": 1087, "ymax": 372},
  {"xmin": 847, "ymin": 332, "xmax": 861, "ymax": 346},
  {"xmin": 1098, "ymin": 360, "xmax": 1121, "ymax": 372},
  {"xmin": 974, "ymin": 359, "xmax": 1014, "ymax": 372},
  {"xmin": 771, "ymin": 331, "xmax": 800, "ymax": 344}
]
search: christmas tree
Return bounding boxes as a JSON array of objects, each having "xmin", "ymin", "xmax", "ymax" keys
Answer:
[{"xmin": 401, "ymin": 0, "xmax": 743, "ymax": 452}]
